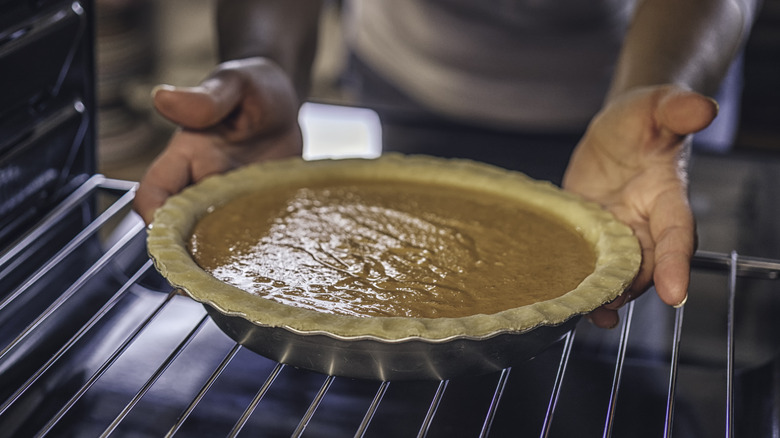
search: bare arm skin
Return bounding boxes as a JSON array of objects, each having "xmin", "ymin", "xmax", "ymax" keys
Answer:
[
  {"xmin": 216, "ymin": 0, "xmax": 323, "ymax": 100},
  {"xmin": 607, "ymin": 0, "xmax": 756, "ymax": 99},
  {"xmin": 134, "ymin": 0, "xmax": 323, "ymax": 223},
  {"xmin": 564, "ymin": 0, "xmax": 759, "ymax": 327}
]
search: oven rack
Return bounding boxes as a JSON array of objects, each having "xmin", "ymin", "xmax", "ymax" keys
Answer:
[{"xmin": 1, "ymin": 175, "xmax": 779, "ymax": 437}]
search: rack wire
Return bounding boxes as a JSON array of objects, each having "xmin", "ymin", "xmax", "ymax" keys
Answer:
[{"xmin": 1, "ymin": 176, "xmax": 779, "ymax": 437}]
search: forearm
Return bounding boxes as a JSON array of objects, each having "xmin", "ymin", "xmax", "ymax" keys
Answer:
[
  {"xmin": 608, "ymin": 0, "xmax": 759, "ymax": 100},
  {"xmin": 216, "ymin": 0, "xmax": 323, "ymax": 101}
]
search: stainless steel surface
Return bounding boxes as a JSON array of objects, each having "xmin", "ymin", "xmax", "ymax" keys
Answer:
[
  {"xmin": 603, "ymin": 301, "xmax": 635, "ymax": 438},
  {"xmin": 663, "ymin": 306, "xmax": 684, "ymax": 438},
  {"xmin": 539, "ymin": 331, "xmax": 574, "ymax": 437},
  {"xmin": 726, "ymin": 251, "xmax": 738, "ymax": 438},
  {"xmin": 692, "ymin": 250, "xmax": 780, "ymax": 279},
  {"xmin": 1, "ymin": 154, "xmax": 780, "ymax": 436},
  {"xmin": 147, "ymin": 154, "xmax": 626, "ymax": 381},
  {"xmin": 206, "ymin": 305, "xmax": 580, "ymax": 381}
]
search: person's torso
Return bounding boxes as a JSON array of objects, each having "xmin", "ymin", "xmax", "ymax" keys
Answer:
[{"xmin": 344, "ymin": 0, "xmax": 637, "ymax": 131}]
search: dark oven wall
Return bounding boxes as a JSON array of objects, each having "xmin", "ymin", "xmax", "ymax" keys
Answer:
[{"xmin": 0, "ymin": 0, "xmax": 96, "ymax": 249}]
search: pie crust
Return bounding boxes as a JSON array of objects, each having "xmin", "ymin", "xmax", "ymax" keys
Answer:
[{"xmin": 147, "ymin": 154, "xmax": 640, "ymax": 341}]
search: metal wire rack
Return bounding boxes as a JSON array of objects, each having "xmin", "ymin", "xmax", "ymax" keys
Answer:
[{"xmin": 1, "ymin": 176, "xmax": 779, "ymax": 437}]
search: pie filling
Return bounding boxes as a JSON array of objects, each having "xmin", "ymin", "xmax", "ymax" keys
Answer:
[{"xmin": 189, "ymin": 180, "xmax": 596, "ymax": 319}]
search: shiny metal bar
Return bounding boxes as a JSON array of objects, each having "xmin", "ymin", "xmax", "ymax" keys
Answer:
[
  {"xmin": 291, "ymin": 375, "xmax": 335, "ymax": 438},
  {"xmin": 166, "ymin": 342, "xmax": 243, "ymax": 438},
  {"xmin": 603, "ymin": 301, "xmax": 635, "ymax": 438},
  {"xmin": 693, "ymin": 250, "xmax": 780, "ymax": 280},
  {"xmin": 418, "ymin": 380, "xmax": 449, "ymax": 438},
  {"xmin": 0, "ymin": 260, "xmax": 153, "ymax": 417},
  {"xmin": 99, "ymin": 314, "xmax": 211, "ymax": 438},
  {"xmin": 0, "ymin": 219, "xmax": 145, "ymax": 364},
  {"xmin": 0, "ymin": 183, "xmax": 137, "ymax": 313},
  {"xmin": 541, "ymin": 329, "xmax": 576, "ymax": 438},
  {"xmin": 354, "ymin": 381, "xmax": 390, "ymax": 438},
  {"xmin": 663, "ymin": 305, "xmax": 685, "ymax": 438},
  {"xmin": 7, "ymin": 166, "xmax": 780, "ymax": 438},
  {"xmin": 0, "ymin": 175, "xmax": 102, "ymax": 271},
  {"xmin": 726, "ymin": 251, "xmax": 738, "ymax": 438},
  {"xmin": 227, "ymin": 362, "xmax": 284, "ymax": 437},
  {"xmin": 34, "ymin": 289, "xmax": 180, "ymax": 437},
  {"xmin": 98, "ymin": 177, "xmax": 141, "ymax": 194},
  {"xmin": 480, "ymin": 367, "xmax": 511, "ymax": 438}
]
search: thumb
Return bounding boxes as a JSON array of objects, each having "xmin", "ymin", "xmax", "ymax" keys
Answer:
[
  {"xmin": 152, "ymin": 75, "xmax": 243, "ymax": 129},
  {"xmin": 656, "ymin": 90, "xmax": 720, "ymax": 136}
]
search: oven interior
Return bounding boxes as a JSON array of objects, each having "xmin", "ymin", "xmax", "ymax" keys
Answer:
[{"xmin": 2, "ymin": 1, "xmax": 780, "ymax": 437}]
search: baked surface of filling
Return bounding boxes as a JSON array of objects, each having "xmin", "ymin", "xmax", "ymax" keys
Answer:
[{"xmin": 189, "ymin": 181, "xmax": 596, "ymax": 318}]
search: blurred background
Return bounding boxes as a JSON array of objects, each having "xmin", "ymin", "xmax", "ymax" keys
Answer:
[
  {"xmin": 1, "ymin": 2, "xmax": 778, "ymax": 435},
  {"xmin": 95, "ymin": 0, "xmax": 352, "ymax": 180},
  {"xmin": 95, "ymin": 0, "xmax": 780, "ymax": 182}
]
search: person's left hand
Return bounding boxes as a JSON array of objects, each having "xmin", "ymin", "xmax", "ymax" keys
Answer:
[
  {"xmin": 563, "ymin": 85, "xmax": 718, "ymax": 328},
  {"xmin": 133, "ymin": 58, "xmax": 303, "ymax": 224}
]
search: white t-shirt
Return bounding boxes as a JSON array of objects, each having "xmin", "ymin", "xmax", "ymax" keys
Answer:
[{"xmin": 344, "ymin": 0, "xmax": 637, "ymax": 131}]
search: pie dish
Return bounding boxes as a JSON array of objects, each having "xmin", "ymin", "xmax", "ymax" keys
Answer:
[{"xmin": 147, "ymin": 154, "xmax": 640, "ymax": 380}]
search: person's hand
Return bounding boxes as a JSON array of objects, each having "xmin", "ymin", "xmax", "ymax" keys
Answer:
[
  {"xmin": 563, "ymin": 85, "xmax": 718, "ymax": 328},
  {"xmin": 133, "ymin": 57, "xmax": 303, "ymax": 224}
]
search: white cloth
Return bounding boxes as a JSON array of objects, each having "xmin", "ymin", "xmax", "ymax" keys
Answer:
[{"xmin": 344, "ymin": 0, "xmax": 637, "ymax": 131}]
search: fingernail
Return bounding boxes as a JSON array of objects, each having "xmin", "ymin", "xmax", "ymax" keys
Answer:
[
  {"xmin": 586, "ymin": 314, "xmax": 620, "ymax": 329},
  {"xmin": 673, "ymin": 295, "xmax": 688, "ymax": 308},
  {"xmin": 151, "ymin": 84, "xmax": 176, "ymax": 98}
]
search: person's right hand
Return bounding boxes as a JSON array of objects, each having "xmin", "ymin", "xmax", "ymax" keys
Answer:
[{"xmin": 133, "ymin": 57, "xmax": 303, "ymax": 224}]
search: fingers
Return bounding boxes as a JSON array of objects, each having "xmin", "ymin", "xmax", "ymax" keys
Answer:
[
  {"xmin": 154, "ymin": 58, "xmax": 300, "ymax": 144},
  {"xmin": 656, "ymin": 89, "xmax": 719, "ymax": 136},
  {"xmin": 133, "ymin": 145, "xmax": 191, "ymax": 224},
  {"xmin": 645, "ymin": 88, "xmax": 701, "ymax": 306},
  {"xmin": 152, "ymin": 76, "xmax": 243, "ymax": 129},
  {"xmin": 133, "ymin": 130, "xmax": 234, "ymax": 224},
  {"xmin": 137, "ymin": 58, "xmax": 303, "ymax": 225},
  {"xmin": 601, "ymin": 189, "xmax": 693, "ymax": 319},
  {"xmin": 648, "ymin": 189, "xmax": 695, "ymax": 307},
  {"xmin": 570, "ymin": 85, "xmax": 704, "ymax": 327},
  {"xmin": 588, "ymin": 307, "xmax": 620, "ymax": 329}
]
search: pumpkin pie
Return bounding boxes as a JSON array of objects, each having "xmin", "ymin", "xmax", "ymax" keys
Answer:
[{"xmin": 147, "ymin": 154, "xmax": 640, "ymax": 341}]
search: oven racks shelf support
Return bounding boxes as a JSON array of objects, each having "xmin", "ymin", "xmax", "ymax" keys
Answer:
[{"xmin": 0, "ymin": 176, "xmax": 778, "ymax": 437}]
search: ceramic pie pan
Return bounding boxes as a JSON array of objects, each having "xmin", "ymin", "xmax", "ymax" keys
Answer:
[{"xmin": 147, "ymin": 154, "xmax": 640, "ymax": 381}]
